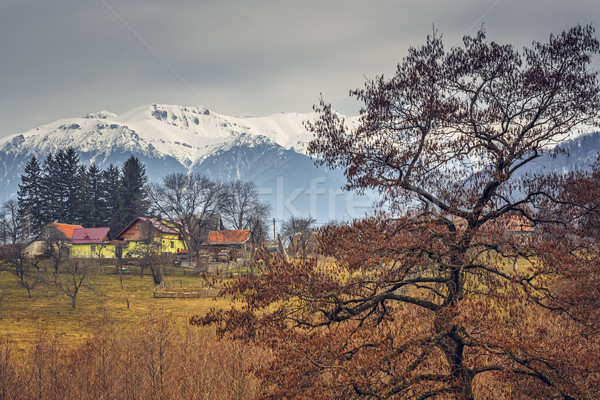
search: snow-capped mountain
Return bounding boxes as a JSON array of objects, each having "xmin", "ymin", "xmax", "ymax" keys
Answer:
[
  {"xmin": 0, "ymin": 104, "xmax": 366, "ymax": 222},
  {"xmin": 2, "ymin": 104, "xmax": 315, "ymax": 166},
  {"xmin": 1, "ymin": 103, "xmax": 598, "ymax": 223}
]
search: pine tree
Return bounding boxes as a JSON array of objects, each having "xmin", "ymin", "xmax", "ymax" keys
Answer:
[
  {"xmin": 86, "ymin": 163, "xmax": 106, "ymax": 227},
  {"xmin": 59, "ymin": 148, "xmax": 81, "ymax": 224},
  {"xmin": 103, "ymin": 164, "xmax": 122, "ymax": 236},
  {"xmin": 74, "ymin": 164, "xmax": 91, "ymax": 227},
  {"xmin": 115, "ymin": 156, "xmax": 150, "ymax": 233},
  {"xmin": 17, "ymin": 156, "xmax": 44, "ymax": 238},
  {"xmin": 40, "ymin": 148, "xmax": 82, "ymax": 224},
  {"xmin": 40, "ymin": 153, "xmax": 60, "ymax": 223}
]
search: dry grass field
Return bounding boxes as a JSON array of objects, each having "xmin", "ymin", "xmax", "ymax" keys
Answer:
[{"xmin": 0, "ymin": 262, "xmax": 236, "ymax": 350}]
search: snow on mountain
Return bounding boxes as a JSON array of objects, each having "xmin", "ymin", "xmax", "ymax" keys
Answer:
[
  {"xmin": 1, "ymin": 103, "xmax": 597, "ymax": 222},
  {"xmin": 84, "ymin": 110, "xmax": 117, "ymax": 119},
  {"xmin": 0, "ymin": 104, "xmax": 322, "ymax": 167},
  {"xmin": 0, "ymin": 104, "xmax": 368, "ymax": 222}
]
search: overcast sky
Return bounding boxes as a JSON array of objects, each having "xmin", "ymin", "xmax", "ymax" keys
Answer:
[{"xmin": 1, "ymin": 0, "xmax": 599, "ymax": 139}]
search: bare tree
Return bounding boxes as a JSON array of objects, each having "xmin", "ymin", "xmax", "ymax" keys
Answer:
[
  {"xmin": 149, "ymin": 173, "xmax": 225, "ymax": 258},
  {"xmin": 132, "ymin": 220, "xmax": 170, "ymax": 285},
  {"xmin": 281, "ymin": 216, "xmax": 316, "ymax": 258},
  {"xmin": 221, "ymin": 181, "xmax": 270, "ymax": 231},
  {"xmin": 56, "ymin": 259, "xmax": 97, "ymax": 309},
  {"xmin": 12, "ymin": 248, "xmax": 42, "ymax": 298},
  {"xmin": 42, "ymin": 225, "xmax": 70, "ymax": 278},
  {"xmin": 0, "ymin": 200, "xmax": 24, "ymax": 245},
  {"xmin": 0, "ymin": 200, "xmax": 41, "ymax": 297},
  {"xmin": 222, "ymin": 181, "xmax": 271, "ymax": 262},
  {"xmin": 198, "ymin": 26, "xmax": 600, "ymax": 399}
]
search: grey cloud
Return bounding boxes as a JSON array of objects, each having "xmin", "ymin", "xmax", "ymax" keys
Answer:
[{"xmin": 1, "ymin": 0, "xmax": 599, "ymax": 138}]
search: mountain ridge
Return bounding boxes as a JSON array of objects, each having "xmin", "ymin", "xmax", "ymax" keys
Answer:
[
  {"xmin": 0, "ymin": 104, "xmax": 364, "ymax": 222},
  {"xmin": 1, "ymin": 104, "xmax": 598, "ymax": 223}
]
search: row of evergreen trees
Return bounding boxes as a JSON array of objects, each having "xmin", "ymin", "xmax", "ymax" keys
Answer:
[{"xmin": 17, "ymin": 148, "xmax": 150, "ymax": 238}]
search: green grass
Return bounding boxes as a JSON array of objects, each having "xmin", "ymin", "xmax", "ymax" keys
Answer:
[{"xmin": 0, "ymin": 262, "xmax": 236, "ymax": 349}]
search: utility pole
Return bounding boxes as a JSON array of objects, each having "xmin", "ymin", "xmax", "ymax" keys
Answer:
[{"xmin": 272, "ymin": 218, "xmax": 276, "ymax": 243}]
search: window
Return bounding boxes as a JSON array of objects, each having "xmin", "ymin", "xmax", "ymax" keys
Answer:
[
  {"xmin": 170, "ymin": 241, "xmax": 174, "ymax": 248},
  {"xmin": 91, "ymin": 245, "xmax": 96, "ymax": 252}
]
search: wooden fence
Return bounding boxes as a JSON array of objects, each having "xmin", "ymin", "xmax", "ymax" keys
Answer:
[{"xmin": 153, "ymin": 282, "xmax": 214, "ymax": 298}]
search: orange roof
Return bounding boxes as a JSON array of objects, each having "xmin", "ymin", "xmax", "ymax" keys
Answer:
[
  {"xmin": 206, "ymin": 230, "xmax": 250, "ymax": 245},
  {"xmin": 51, "ymin": 223, "xmax": 84, "ymax": 239}
]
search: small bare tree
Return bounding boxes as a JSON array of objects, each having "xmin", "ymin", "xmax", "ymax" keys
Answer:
[
  {"xmin": 131, "ymin": 219, "xmax": 170, "ymax": 285},
  {"xmin": 56, "ymin": 259, "xmax": 97, "ymax": 309},
  {"xmin": 281, "ymin": 216, "xmax": 316, "ymax": 258},
  {"xmin": 41, "ymin": 225, "xmax": 70, "ymax": 279},
  {"xmin": 12, "ymin": 247, "xmax": 42, "ymax": 298},
  {"xmin": 0, "ymin": 200, "xmax": 24, "ymax": 245},
  {"xmin": 0, "ymin": 200, "xmax": 41, "ymax": 297}
]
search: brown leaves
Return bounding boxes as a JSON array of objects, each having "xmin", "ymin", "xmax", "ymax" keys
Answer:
[
  {"xmin": 0, "ymin": 314, "xmax": 267, "ymax": 400},
  {"xmin": 199, "ymin": 25, "xmax": 600, "ymax": 399}
]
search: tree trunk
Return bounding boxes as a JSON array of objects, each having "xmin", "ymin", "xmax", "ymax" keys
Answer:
[{"xmin": 277, "ymin": 234, "xmax": 289, "ymax": 262}]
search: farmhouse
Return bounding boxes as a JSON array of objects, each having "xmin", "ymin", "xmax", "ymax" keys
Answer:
[
  {"xmin": 69, "ymin": 227, "xmax": 115, "ymax": 258},
  {"xmin": 205, "ymin": 229, "xmax": 251, "ymax": 249},
  {"xmin": 201, "ymin": 229, "xmax": 251, "ymax": 262},
  {"xmin": 23, "ymin": 222, "xmax": 83, "ymax": 259},
  {"xmin": 114, "ymin": 217, "xmax": 186, "ymax": 257},
  {"xmin": 17, "ymin": 218, "xmax": 254, "ymax": 263}
]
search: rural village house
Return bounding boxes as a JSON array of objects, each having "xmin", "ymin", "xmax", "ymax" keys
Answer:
[
  {"xmin": 205, "ymin": 229, "xmax": 251, "ymax": 248},
  {"xmin": 69, "ymin": 227, "xmax": 114, "ymax": 258},
  {"xmin": 113, "ymin": 217, "xmax": 187, "ymax": 257},
  {"xmin": 23, "ymin": 222, "xmax": 83, "ymax": 259},
  {"xmin": 202, "ymin": 229, "xmax": 251, "ymax": 262}
]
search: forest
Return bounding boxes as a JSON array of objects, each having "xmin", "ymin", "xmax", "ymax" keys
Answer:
[
  {"xmin": 1, "ymin": 24, "xmax": 600, "ymax": 400},
  {"xmin": 9, "ymin": 150, "xmax": 149, "ymax": 238}
]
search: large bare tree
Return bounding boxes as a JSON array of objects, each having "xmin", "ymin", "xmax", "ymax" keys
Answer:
[
  {"xmin": 221, "ymin": 180, "xmax": 271, "ymax": 247},
  {"xmin": 149, "ymin": 173, "xmax": 225, "ymax": 258},
  {"xmin": 196, "ymin": 26, "xmax": 600, "ymax": 399}
]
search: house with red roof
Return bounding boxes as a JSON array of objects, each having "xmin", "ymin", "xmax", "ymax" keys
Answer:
[
  {"xmin": 23, "ymin": 222, "xmax": 84, "ymax": 259},
  {"xmin": 203, "ymin": 229, "xmax": 251, "ymax": 263},
  {"xmin": 52, "ymin": 223, "xmax": 84, "ymax": 240},
  {"xmin": 70, "ymin": 227, "xmax": 115, "ymax": 258},
  {"xmin": 205, "ymin": 230, "xmax": 251, "ymax": 247},
  {"xmin": 114, "ymin": 217, "xmax": 187, "ymax": 257}
]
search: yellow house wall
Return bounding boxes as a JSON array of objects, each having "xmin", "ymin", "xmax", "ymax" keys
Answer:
[
  {"xmin": 122, "ymin": 241, "xmax": 146, "ymax": 257},
  {"xmin": 121, "ymin": 234, "xmax": 186, "ymax": 257},
  {"xmin": 70, "ymin": 243, "xmax": 116, "ymax": 259},
  {"xmin": 160, "ymin": 233, "xmax": 186, "ymax": 254}
]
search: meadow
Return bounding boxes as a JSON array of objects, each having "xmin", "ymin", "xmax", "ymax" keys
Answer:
[
  {"xmin": 0, "ymin": 262, "xmax": 269, "ymax": 400},
  {"xmin": 0, "ymin": 263, "xmax": 234, "ymax": 349}
]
